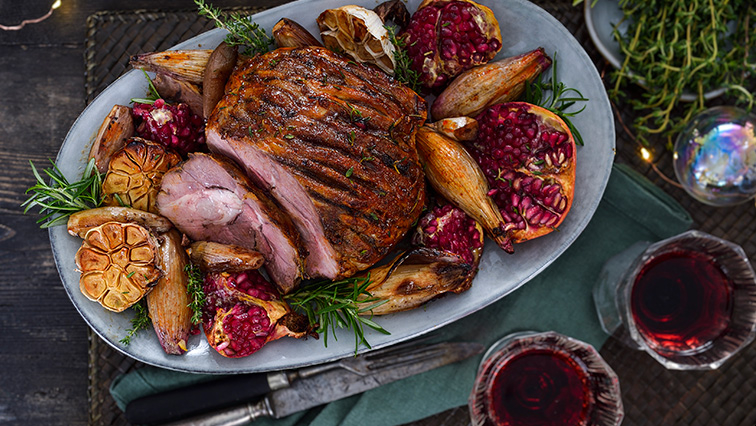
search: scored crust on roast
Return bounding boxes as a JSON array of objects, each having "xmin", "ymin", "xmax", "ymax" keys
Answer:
[{"xmin": 207, "ymin": 46, "xmax": 427, "ymax": 280}]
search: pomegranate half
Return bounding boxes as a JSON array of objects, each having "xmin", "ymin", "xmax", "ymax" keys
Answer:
[
  {"xmin": 401, "ymin": 0, "xmax": 502, "ymax": 91},
  {"xmin": 468, "ymin": 102, "xmax": 576, "ymax": 252},
  {"xmin": 202, "ymin": 270, "xmax": 310, "ymax": 358}
]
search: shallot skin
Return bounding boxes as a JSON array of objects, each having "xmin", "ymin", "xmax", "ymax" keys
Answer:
[
  {"xmin": 147, "ymin": 229, "xmax": 192, "ymax": 355},
  {"xmin": 415, "ymin": 126, "xmax": 513, "ymax": 252},
  {"xmin": 356, "ymin": 248, "xmax": 472, "ymax": 315},
  {"xmin": 431, "ymin": 47, "xmax": 552, "ymax": 120}
]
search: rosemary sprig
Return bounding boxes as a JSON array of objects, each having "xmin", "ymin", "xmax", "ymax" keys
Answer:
[
  {"xmin": 22, "ymin": 157, "xmax": 103, "ymax": 228},
  {"xmin": 120, "ymin": 301, "xmax": 151, "ymax": 345},
  {"xmin": 185, "ymin": 263, "xmax": 206, "ymax": 325},
  {"xmin": 610, "ymin": 0, "xmax": 755, "ymax": 147},
  {"xmin": 195, "ymin": 0, "xmax": 273, "ymax": 57},
  {"xmin": 385, "ymin": 25, "xmax": 422, "ymax": 93},
  {"xmin": 130, "ymin": 69, "xmax": 162, "ymax": 105},
  {"xmin": 285, "ymin": 274, "xmax": 389, "ymax": 352},
  {"xmin": 524, "ymin": 53, "xmax": 589, "ymax": 146}
]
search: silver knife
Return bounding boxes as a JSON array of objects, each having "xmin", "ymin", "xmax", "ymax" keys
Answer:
[
  {"xmin": 164, "ymin": 341, "xmax": 483, "ymax": 425},
  {"xmin": 126, "ymin": 337, "xmax": 443, "ymax": 424}
]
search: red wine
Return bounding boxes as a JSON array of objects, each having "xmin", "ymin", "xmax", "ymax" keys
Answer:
[
  {"xmin": 630, "ymin": 249, "xmax": 734, "ymax": 353},
  {"xmin": 486, "ymin": 348, "xmax": 590, "ymax": 426}
]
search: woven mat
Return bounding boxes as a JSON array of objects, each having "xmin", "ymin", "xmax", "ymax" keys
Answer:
[{"xmin": 84, "ymin": 3, "xmax": 756, "ymax": 425}]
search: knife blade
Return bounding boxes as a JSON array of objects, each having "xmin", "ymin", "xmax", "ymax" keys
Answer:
[
  {"xmin": 164, "ymin": 341, "xmax": 483, "ymax": 425},
  {"xmin": 125, "ymin": 337, "xmax": 436, "ymax": 425}
]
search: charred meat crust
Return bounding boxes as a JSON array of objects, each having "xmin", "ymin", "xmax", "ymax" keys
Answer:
[{"xmin": 208, "ymin": 47, "xmax": 427, "ymax": 280}]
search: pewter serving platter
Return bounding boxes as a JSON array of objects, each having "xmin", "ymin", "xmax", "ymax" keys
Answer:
[{"xmin": 51, "ymin": 0, "xmax": 615, "ymax": 373}]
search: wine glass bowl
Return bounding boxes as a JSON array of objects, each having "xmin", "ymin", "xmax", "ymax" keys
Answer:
[
  {"xmin": 608, "ymin": 230, "xmax": 756, "ymax": 370},
  {"xmin": 468, "ymin": 331, "xmax": 623, "ymax": 426}
]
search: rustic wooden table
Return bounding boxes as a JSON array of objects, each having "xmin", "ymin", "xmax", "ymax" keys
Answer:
[{"xmin": 0, "ymin": 2, "xmax": 273, "ymax": 424}]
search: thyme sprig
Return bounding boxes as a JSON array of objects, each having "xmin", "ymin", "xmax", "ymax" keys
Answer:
[
  {"xmin": 386, "ymin": 25, "xmax": 422, "ymax": 93},
  {"xmin": 524, "ymin": 53, "xmax": 589, "ymax": 146},
  {"xmin": 22, "ymin": 158, "xmax": 103, "ymax": 228},
  {"xmin": 610, "ymin": 0, "xmax": 755, "ymax": 146},
  {"xmin": 185, "ymin": 263, "xmax": 206, "ymax": 325},
  {"xmin": 285, "ymin": 274, "xmax": 389, "ymax": 352},
  {"xmin": 120, "ymin": 301, "xmax": 151, "ymax": 345},
  {"xmin": 195, "ymin": 0, "xmax": 273, "ymax": 57}
]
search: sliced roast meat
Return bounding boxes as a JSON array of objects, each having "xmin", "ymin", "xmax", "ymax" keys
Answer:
[
  {"xmin": 156, "ymin": 153, "xmax": 303, "ymax": 293},
  {"xmin": 206, "ymin": 46, "xmax": 427, "ymax": 280}
]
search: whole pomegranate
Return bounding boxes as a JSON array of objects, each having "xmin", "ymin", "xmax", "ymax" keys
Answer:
[
  {"xmin": 133, "ymin": 99, "xmax": 205, "ymax": 156},
  {"xmin": 202, "ymin": 270, "xmax": 310, "ymax": 358},
  {"xmin": 468, "ymin": 102, "xmax": 576, "ymax": 252},
  {"xmin": 401, "ymin": 0, "xmax": 502, "ymax": 91}
]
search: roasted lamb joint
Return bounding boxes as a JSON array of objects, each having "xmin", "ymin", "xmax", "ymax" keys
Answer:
[
  {"xmin": 157, "ymin": 153, "xmax": 304, "ymax": 294},
  {"xmin": 206, "ymin": 46, "xmax": 427, "ymax": 281}
]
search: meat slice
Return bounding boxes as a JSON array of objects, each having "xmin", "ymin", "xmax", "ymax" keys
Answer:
[
  {"xmin": 207, "ymin": 46, "xmax": 427, "ymax": 280},
  {"xmin": 156, "ymin": 153, "xmax": 303, "ymax": 293}
]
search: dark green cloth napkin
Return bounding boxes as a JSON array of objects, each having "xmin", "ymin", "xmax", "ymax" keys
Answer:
[{"xmin": 110, "ymin": 162, "xmax": 692, "ymax": 425}]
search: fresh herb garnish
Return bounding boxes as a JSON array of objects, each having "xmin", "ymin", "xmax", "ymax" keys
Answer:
[
  {"xmin": 385, "ymin": 25, "xmax": 421, "ymax": 93},
  {"xmin": 130, "ymin": 69, "xmax": 162, "ymax": 104},
  {"xmin": 22, "ymin": 158, "xmax": 103, "ymax": 228},
  {"xmin": 609, "ymin": 0, "xmax": 755, "ymax": 147},
  {"xmin": 524, "ymin": 53, "xmax": 588, "ymax": 146},
  {"xmin": 284, "ymin": 274, "xmax": 389, "ymax": 352},
  {"xmin": 185, "ymin": 263, "xmax": 206, "ymax": 325},
  {"xmin": 120, "ymin": 301, "xmax": 151, "ymax": 345},
  {"xmin": 196, "ymin": 0, "xmax": 274, "ymax": 56}
]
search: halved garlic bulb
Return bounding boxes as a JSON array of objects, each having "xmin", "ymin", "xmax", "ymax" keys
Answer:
[{"xmin": 317, "ymin": 5, "xmax": 396, "ymax": 73}]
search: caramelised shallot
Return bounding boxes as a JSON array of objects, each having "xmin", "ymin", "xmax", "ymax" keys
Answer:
[
  {"xmin": 202, "ymin": 41, "xmax": 238, "ymax": 118},
  {"xmin": 152, "ymin": 73, "xmax": 204, "ymax": 118},
  {"xmin": 88, "ymin": 105, "xmax": 134, "ymax": 174},
  {"xmin": 67, "ymin": 206, "xmax": 173, "ymax": 238},
  {"xmin": 415, "ymin": 126, "xmax": 511, "ymax": 251},
  {"xmin": 147, "ymin": 229, "xmax": 193, "ymax": 355},
  {"xmin": 432, "ymin": 48, "xmax": 552, "ymax": 119},
  {"xmin": 428, "ymin": 116, "xmax": 478, "ymax": 142},
  {"xmin": 130, "ymin": 50, "xmax": 212, "ymax": 85},
  {"xmin": 272, "ymin": 18, "xmax": 323, "ymax": 48},
  {"xmin": 187, "ymin": 241, "xmax": 265, "ymax": 273},
  {"xmin": 356, "ymin": 248, "xmax": 473, "ymax": 315}
]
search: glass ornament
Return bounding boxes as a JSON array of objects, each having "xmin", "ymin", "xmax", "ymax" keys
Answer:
[{"xmin": 673, "ymin": 106, "xmax": 756, "ymax": 206}]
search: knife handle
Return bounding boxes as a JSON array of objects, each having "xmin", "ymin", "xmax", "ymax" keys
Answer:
[{"xmin": 124, "ymin": 372, "xmax": 286, "ymax": 425}]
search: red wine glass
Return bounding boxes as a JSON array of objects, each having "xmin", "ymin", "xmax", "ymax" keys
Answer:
[
  {"xmin": 468, "ymin": 331, "xmax": 623, "ymax": 426},
  {"xmin": 594, "ymin": 230, "xmax": 756, "ymax": 370}
]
